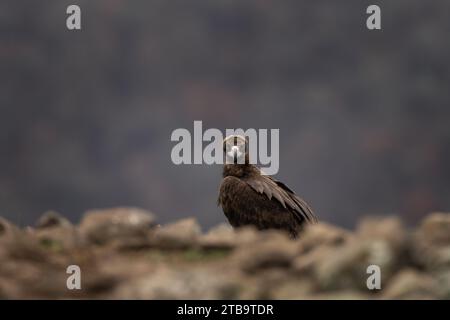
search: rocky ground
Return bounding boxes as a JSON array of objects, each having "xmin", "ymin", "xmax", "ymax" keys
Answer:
[{"xmin": 0, "ymin": 208, "xmax": 449, "ymax": 299}]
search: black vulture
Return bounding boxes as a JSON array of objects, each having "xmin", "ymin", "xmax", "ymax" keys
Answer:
[{"xmin": 218, "ymin": 135, "xmax": 317, "ymax": 238}]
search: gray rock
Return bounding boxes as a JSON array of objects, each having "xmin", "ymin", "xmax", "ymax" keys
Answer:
[
  {"xmin": 35, "ymin": 226, "xmax": 81, "ymax": 251},
  {"xmin": 306, "ymin": 216, "xmax": 409, "ymax": 292},
  {"xmin": 434, "ymin": 270, "xmax": 450, "ymax": 299},
  {"xmin": 151, "ymin": 218, "xmax": 201, "ymax": 249},
  {"xmin": 198, "ymin": 224, "xmax": 236, "ymax": 249},
  {"xmin": 292, "ymin": 245, "xmax": 335, "ymax": 276},
  {"xmin": 233, "ymin": 225, "xmax": 262, "ymax": 246},
  {"xmin": 270, "ymin": 278, "xmax": 317, "ymax": 300},
  {"xmin": 382, "ymin": 269, "xmax": 442, "ymax": 299},
  {"xmin": 416, "ymin": 212, "xmax": 450, "ymax": 246},
  {"xmin": 79, "ymin": 207, "xmax": 157, "ymax": 245},
  {"xmin": 198, "ymin": 224, "xmax": 261, "ymax": 250},
  {"xmin": 299, "ymin": 222, "xmax": 352, "ymax": 253},
  {"xmin": 356, "ymin": 216, "xmax": 407, "ymax": 251},
  {"xmin": 315, "ymin": 238, "xmax": 398, "ymax": 291},
  {"xmin": 412, "ymin": 212, "xmax": 450, "ymax": 271},
  {"xmin": 1, "ymin": 211, "xmax": 449, "ymax": 299},
  {"xmin": 310, "ymin": 290, "xmax": 371, "ymax": 300},
  {"xmin": 0, "ymin": 230, "xmax": 49, "ymax": 263},
  {"xmin": 112, "ymin": 266, "xmax": 241, "ymax": 299},
  {"xmin": 0, "ymin": 218, "xmax": 18, "ymax": 238},
  {"xmin": 35, "ymin": 211, "xmax": 72, "ymax": 229},
  {"xmin": 232, "ymin": 230, "xmax": 298, "ymax": 272}
]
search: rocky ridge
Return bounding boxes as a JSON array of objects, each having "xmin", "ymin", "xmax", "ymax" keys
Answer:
[{"xmin": 0, "ymin": 208, "xmax": 449, "ymax": 299}]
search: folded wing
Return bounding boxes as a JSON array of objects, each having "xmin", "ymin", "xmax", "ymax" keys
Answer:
[{"xmin": 244, "ymin": 174, "xmax": 317, "ymax": 224}]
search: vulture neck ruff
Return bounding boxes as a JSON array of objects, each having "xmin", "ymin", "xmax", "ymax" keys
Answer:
[{"xmin": 223, "ymin": 163, "xmax": 260, "ymax": 178}]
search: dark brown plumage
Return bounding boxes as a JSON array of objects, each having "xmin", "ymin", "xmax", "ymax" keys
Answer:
[{"xmin": 218, "ymin": 135, "xmax": 317, "ymax": 238}]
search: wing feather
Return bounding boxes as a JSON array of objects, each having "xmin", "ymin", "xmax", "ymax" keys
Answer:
[{"xmin": 245, "ymin": 175, "xmax": 317, "ymax": 224}]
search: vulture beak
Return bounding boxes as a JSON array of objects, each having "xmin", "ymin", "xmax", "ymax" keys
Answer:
[
  {"xmin": 227, "ymin": 145, "xmax": 243, "ymax": 161},
  {"xmin": 223, "ymin": 135, "xmax": 246, "ymax": 163}
]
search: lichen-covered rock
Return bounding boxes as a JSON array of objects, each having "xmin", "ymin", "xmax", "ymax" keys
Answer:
[
  {"xmin": 34, "ymin": 226, "xmax": 81, "ymax": 252},
  {"xmin": 292, "ymin": 244, "xmax": 334, "ymax": 276},
  {"xmin": 199, "ymin": 224, "xmax": 236, "ymax": 249},
  {"xmin": 232, "ymin": 230, "xmax": 298, "ymax": 272},
  {"xmin": 314, "ymin": 238, "xmax": 398, "ymax": 291},
  {"xmin": 0, "ymin": 217, "xmax": 19, "ymax": 238},
  {"xmin": 381, "ymin": 269, "xmax": 442, "ymax": 299},
  {"xmin": 111, "ymin": 266, "xmax": 241, "ymax": 299},
  {"xmin": 415, "ymin": 212, "xmax": 450, "ymax": 246},
  {"xmin": 412, "ymin": 213, "xmax": 450, "ymax": 272},
  {"xmin": 299, "ymin": 222, "xmax": 352, "ymax": 253},
  {"xmin": 151, "ymin": 217, "xmax": 201, "ymax": 249},
  {"xmin": 356, "ymin": 216, "xmax": 407, "ymax": 252},
  {"xmin": 0, "ymin": 211, "xmax": 449, "ymax": 299},
  {"xmin": 35, "ymin": 211, "xmax": 72, "ymax": 229},
  {"xmin": 199, "ymin": 225, "xmax": 262, "ymax": 250},
  {"xmin": 291, "ymin": 223, "xmax": 353, "ymax": 280},
  {"xmin": 0, "ymin": 230, "xmax": 51, "ymax": 270},
  {"xmin": 27, "ymin": 211, "xmax": 81, "ymax": 251},
  {"xmin": 305, "ymin": 217, "xmax": 409, "ymax": 292},
  {"xmin": 310, "ymin": 290, "xmax": 370, "ymax": 300},
  {"xmin": 79, "ymin": 207, "xmax": 157, "ymax": 245},
  {"xmin": 434, "ymin": 271, "xmax": 450, "ymax": 299},
  {"xmin": 233, "ymin": 226, "xmax": 262, "ymax": 246},
  {"xmin": 268, "ymin": 278, "xmax": 316, "ymax": 299}
]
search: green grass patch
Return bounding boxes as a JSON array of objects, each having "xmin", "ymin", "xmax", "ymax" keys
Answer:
[
  {"xmin": 39, "ymin": 237, "xmax": 64, "ymax": 252},
  {"xmin": 142, "ymin": 248, "xmax": 231, "ymax": 263}
]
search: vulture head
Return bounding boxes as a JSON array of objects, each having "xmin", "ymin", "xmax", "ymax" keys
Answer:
[{"xmin": 223, "ymin": 135, "xmax": 249, "ymax": 164}]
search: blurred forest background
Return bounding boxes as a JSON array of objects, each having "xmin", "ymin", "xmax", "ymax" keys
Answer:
[{"xmin": 1, "ymin": 0, "xmax": 449, "ymax": 229}]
